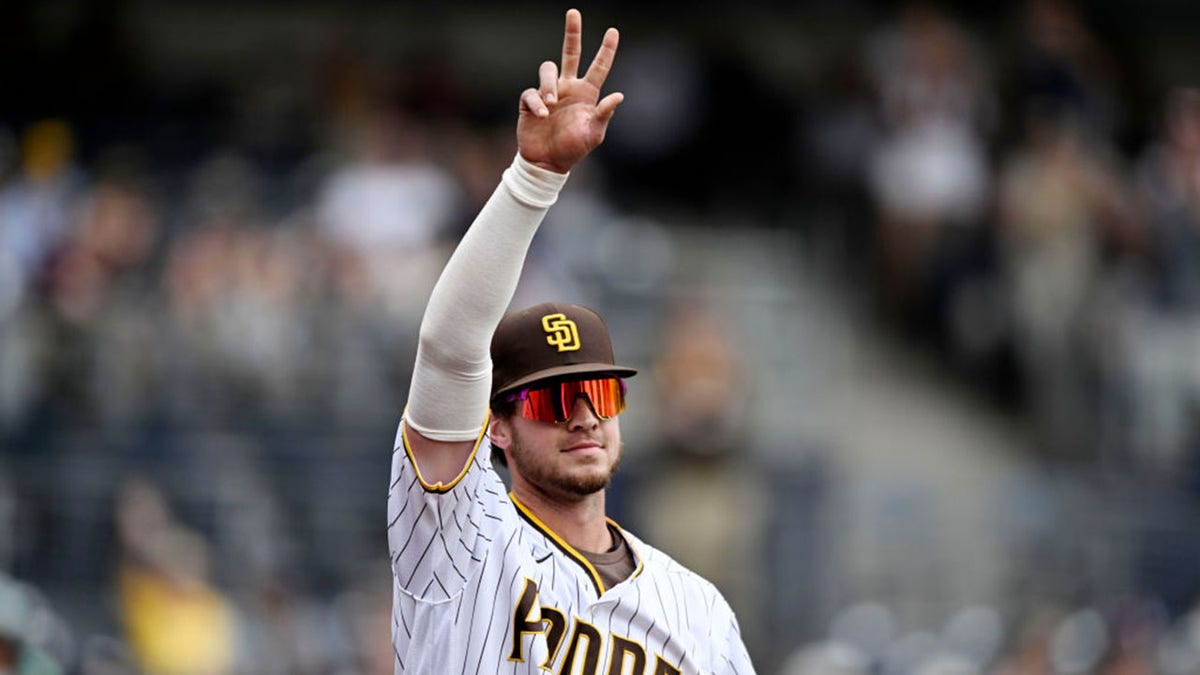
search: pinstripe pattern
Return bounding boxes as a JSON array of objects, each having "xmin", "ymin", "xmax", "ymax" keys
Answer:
[{"xmin": 388, "ymin": 420, "xmax": 755, "ymax": 674}]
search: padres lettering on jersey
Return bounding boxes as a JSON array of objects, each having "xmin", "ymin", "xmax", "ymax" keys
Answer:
[
  {"xmin": 387, "ymin": 418, "xmax": 755, "ymax": 674},
  {"xmin": 509, "ymin": 578, "xmax": 683, "ymax": 674}
]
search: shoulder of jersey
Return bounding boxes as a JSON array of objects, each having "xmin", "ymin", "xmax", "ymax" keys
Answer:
[{"xmin": 624, "ymin": 530, "xmax": 726, "ymax": 597}]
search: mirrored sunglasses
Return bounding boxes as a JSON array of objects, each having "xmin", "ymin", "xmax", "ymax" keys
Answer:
[{"xmin": 507, "ymin": 377, "xmax": 626, "ymax": 424}]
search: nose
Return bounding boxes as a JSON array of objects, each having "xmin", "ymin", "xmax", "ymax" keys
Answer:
[{"xmin": 566, "ymin": 395, "xmax": 601, "ymax": 430}]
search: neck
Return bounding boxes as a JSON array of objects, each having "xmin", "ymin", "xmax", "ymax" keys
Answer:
[{"xmin": 510, "ymin": 481, "xmax": 612, "ymax": 553}]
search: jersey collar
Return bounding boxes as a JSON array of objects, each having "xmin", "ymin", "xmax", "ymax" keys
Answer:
[{"xmin": 509, "ymin": 492, "xmax": 644, "ymax": 596}]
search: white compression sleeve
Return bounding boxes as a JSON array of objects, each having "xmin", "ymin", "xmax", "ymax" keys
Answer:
[{"xmin": 404, "ymin": 155, "xmax": 569, "ymax": 441}]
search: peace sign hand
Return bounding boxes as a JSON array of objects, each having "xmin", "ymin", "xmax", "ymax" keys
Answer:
[{"xmin": 517, "ymin": 9, "xmax": 623, "ymax": 174}]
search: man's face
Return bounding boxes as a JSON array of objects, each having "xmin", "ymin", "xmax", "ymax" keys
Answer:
[{"xmin": 492, "ymin": 392, "xmax": 623, "ymax": 502}]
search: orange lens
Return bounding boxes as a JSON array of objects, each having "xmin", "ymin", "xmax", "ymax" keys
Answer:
[{"xmin": 516, "ymin": 378, "xmax": 626, "ymax": 423}]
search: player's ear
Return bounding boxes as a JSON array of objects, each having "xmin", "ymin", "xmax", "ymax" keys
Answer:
[{"xmin": 488, "ymin": 414, "xmax": 512, "ymax": 451}]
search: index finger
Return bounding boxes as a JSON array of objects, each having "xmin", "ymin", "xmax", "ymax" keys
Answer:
[
  {"xmin": 561, "ymin": 9, "xmax": 583, "ymax": 79},
  {"xmin": 583, "ymin": 27, "xmax": 620, "ymax": 90}
]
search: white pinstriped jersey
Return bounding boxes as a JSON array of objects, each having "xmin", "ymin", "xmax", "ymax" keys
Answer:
[{"xmin": 388, "ymin": 418, "xmax": 756, "ymax": 674}]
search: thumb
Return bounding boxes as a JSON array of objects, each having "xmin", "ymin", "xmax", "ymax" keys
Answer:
[{"xmin": 595, "ymin": 92, "xmax": 625, "ymax": 124}]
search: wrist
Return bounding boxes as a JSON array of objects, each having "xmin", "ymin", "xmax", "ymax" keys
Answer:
[
  {"xmin": 518, "ymin": 151, "xmax": 571, "ymax": 176},
  {"xmin": 505, "ymin": 153, "xmax": 570, "ymax": 208}
]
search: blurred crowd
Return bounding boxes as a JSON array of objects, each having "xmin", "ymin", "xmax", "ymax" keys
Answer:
[
  {"xmin": 0, "ymin": 114, "xmax": 499, "ymax": 437},
  {"xmin": 0, "ymin": 45, "xmax": 519, "ymax": 671},
  {"xmin": 3, "ymin": 0, "xmax": 1200, "ymax": 673},
  {"xmin": 781, "ymin": 599, "xmax": 1200, "ymax": 675},
  {"xmin": 802, "ymin": 0, "xmax": 1200, "ymax": 474}
]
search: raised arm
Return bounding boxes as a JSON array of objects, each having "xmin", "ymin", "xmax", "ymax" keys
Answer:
[{"xmin": 401, "ymin": 9, "xmax": 622, "ymax": 486}]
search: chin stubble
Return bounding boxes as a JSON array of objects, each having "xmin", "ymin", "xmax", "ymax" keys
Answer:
[{"xmin": 508, "ymin": 438, "xmax": 622, "ymax": 497}]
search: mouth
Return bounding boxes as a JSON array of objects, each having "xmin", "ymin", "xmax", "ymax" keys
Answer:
[{"xmin": 562, "ymin": 441, "xmax": 603, "ymax": 453}]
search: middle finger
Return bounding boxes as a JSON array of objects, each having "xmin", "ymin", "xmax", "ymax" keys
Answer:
[{"xmin": 561, "ymin": 9, "xmax": 583, "ymax": 79}]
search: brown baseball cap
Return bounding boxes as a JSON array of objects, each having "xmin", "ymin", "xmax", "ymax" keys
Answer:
[{"xmin": 490, "ymin": 302, "xmax": 637, "ymax": 400}]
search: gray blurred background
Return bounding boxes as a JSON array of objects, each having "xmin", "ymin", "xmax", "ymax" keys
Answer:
[{"xmin": 3, "ymin": 1, "xmax": 1200, "ymax": 673}]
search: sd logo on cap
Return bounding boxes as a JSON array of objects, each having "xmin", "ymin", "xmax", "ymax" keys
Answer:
[{"xmin": 490, "ymin": 303, "xmax": 637, "ymax": 400}]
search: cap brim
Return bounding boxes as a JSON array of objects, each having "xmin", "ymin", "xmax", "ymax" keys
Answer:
[{"xmin": 493, "ymin": 363, "xmax": 638, "ymax": 399}]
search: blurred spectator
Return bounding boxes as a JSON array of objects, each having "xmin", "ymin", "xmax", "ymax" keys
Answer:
[
  {"xmin": 57, "ymin": 167, "xmax": 158, "ymax": 313},
  {"xmin": 317, "ymin": 111, "xmax": 462, "ymax": 322},
  {"xmin": 866, "ymin": 4, "xmax": 995, "ymax": 336},
  {"xmin": 651, "ymin": 303, "xmax": 747, "ymax": 455},
  {"xmin": 633, "ymin": 303, "xmax": 768, "ymax": 651},
  {"xmin": 51, "ymin": 166, "xmax": 163, "ymax": 426},
  {"xmin": 997, "ymin": 108, "xmax": 1129, "ymax": 455},
  {"xmin": 0, "ymin": 121, "xmax": 83, "ymax": 428},
  {"xmin": 114, "ymin": 478, "xmax": 237, "ymax": 675},
  {"xmin": 1122, "ymin": 87, "xmax": 1200, "ymax": 469},
  {"xmin": 0, "ymin": 120, "xmax": 84, "ymax": 318}
]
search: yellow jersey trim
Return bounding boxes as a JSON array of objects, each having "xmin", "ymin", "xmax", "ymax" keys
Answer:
[
  {"xmin": 400, "ymin": 407, "xmax": 489, "ymax": 494},
  {"xmin": 606, "ymin": 518, "xmax": 645, "ymax": 583},
  {"xmin": 509, "ymin": 492, "xmax": 608, "ymax": 596}
]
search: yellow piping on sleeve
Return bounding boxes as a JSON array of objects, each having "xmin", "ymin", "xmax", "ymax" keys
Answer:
[{"xmin": 400, "ymin": 407, "xmax": 490, "ymax": 493}]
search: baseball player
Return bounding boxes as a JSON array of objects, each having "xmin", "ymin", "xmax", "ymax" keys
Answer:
[{"xmin": 388, "ymin": 9, "xmax": 755, "ymax": 674}]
